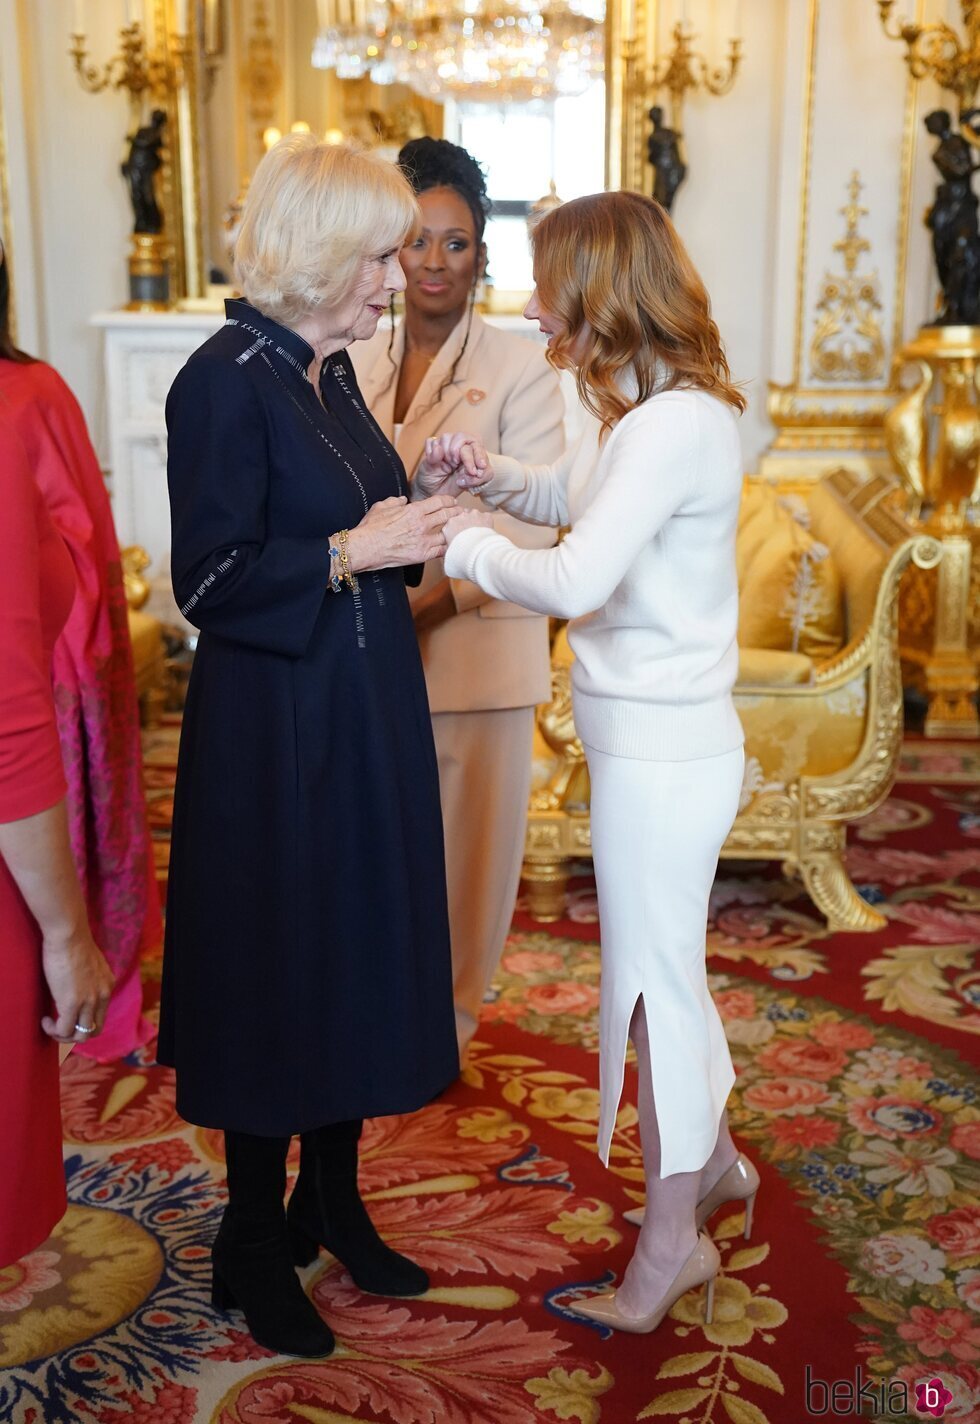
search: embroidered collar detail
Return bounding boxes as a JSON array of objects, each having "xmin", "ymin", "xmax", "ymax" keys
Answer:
[{"xmin": 224, "ymin": 298, "xmax": 315, "ymax": 374}]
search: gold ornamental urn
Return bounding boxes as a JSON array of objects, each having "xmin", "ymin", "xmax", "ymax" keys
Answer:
[{"xmin": 887, "ymin": 325, "xmax": 980, "ymax": 736}]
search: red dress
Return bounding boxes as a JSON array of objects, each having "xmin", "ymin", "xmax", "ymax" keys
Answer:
[
  {"xmin": 0, "ymin": 415, "xmax": 76, "ymax": 1267},
  {"xmin": 0, "ymin": 360, "xmax": 159, "ymax": 1062}
]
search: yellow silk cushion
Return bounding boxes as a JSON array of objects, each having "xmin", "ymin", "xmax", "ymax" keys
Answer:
[
  {"xmin": 738, "ymin": 501, "xmax": 845, "ymax": 660},
  {"xmin": 736, "ymin": 484, "xmax": 783, "ymax": 585},
  {"xmin": 807, "ymin": 478, "xmax": 886, "ymax": 646}
]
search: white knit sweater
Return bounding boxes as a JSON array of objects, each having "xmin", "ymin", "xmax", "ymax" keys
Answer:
[{"xmin": 443, "ymin": 387, "xmax": 745, "ymax": 761}]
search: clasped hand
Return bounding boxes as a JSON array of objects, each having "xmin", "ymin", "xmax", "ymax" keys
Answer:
[
  {"xmin": 415, "ymin": 432, "xmax": 492, "ymax": 499},
  {"xmin": 415, "ymin": 432, "xmax": 496, "ymax": 545},
  {"xmin": 347, "ymin": 433, "xmax": 496, "ymax": 570},
  {"xmin": 347, "ymin": 493, "xmax": 457, "ymax": 571}
]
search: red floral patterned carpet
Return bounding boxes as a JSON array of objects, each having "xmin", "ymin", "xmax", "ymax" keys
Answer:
[{"xmin": 0, "ymin": 730, "xmax": 978, "ymax": 1424}]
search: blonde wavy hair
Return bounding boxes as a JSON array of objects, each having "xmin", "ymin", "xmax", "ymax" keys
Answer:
[
  {"xmin": 234, "ymin": 134, "xmax": 420, "ymax": 326},
  {"xmin": 531, "ymin": 190, "xmax": 745, "ymax": 433}
]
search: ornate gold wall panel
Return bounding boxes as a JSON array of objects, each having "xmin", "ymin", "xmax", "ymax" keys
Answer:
[
  {"xmin": 793, "ymin": 0, "xmax": 922, "ymax": 384},
  {"xmin": 792, "ymin": 0, "xmax": 820, "ymax": 390},
  {"xmin": 809, "ymin": 172, "xmax": 884, "ymax": 384},
  {"xmin": 761, "ymin": 0, "xmax": 928, "ymax": 484}
]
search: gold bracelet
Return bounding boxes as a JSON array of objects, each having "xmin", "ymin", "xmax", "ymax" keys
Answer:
[
  {"xmin": 337, "ymin": 528, "xmax": 359, "ymax": 593},
  {"xmin": 327, "ymin": 541, "xmax": 344, "ymax": 593}
]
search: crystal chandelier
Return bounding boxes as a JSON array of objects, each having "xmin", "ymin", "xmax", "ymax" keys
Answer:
[
  {"xmin": 313, "ymin": 0, "xmax": 604, "ymax": 103},
  {"xmin": 312, "ymin": 0, "xmax": 391, "ymax": 81}
]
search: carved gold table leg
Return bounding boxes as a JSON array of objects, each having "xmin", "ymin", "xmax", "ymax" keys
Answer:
[
  {"xmin": 889, "ymin": 327, "xmax": 980, "ymax": 733},
  {"xmin": 141, "ymin": 681, "xmax": 166, "ymax": 727},
  {"xmin": 799, "ymin": 851, "xmax": 887, "ymax": 933},
  {"xmin": 523, "ymin": 856, "xmax": 571, "ymax": 923},
  {"xmin": 924, "ymin": 534, "xmax": 980, "ymax": 738}
]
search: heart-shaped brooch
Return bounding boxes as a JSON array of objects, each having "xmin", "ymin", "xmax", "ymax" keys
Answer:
[{"xmin": 466, "ymin": 388, "xmax": 486, "ymax": 405}]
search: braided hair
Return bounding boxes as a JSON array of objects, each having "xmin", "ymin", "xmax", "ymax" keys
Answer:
[{"xmin": 385, "ymin": 137, "xmax": 491, "ymax": 407}]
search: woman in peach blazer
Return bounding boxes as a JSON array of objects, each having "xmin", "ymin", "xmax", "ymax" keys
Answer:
[{"xmin": 351, "ymin": 138, "xmax": 565, "ymax": 1055}]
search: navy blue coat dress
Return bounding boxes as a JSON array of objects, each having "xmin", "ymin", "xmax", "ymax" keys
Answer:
[{"xmin": 157, "ymin": 299, "xmax": 459, "ymax": 1134}]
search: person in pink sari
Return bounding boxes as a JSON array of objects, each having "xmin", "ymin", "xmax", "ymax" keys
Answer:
[{"xmin": 0, "ymin": 243, "xmax": 159, "ymax": 1061}]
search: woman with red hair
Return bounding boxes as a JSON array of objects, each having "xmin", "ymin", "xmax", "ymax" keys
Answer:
[{"xmin": 416, "ymin": 189, "xmax": 759, "ymax": 1336}]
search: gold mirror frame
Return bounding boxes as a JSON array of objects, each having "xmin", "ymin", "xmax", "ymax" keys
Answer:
[
  {"xmin": 166, "ymin": 0, "xmax": 662, "ymax": 304},
  {"xmin": 131, "ymin": 0, "xmax": 208, "ymax": 301}
]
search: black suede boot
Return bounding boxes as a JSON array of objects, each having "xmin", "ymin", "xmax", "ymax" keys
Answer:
[
  {"xmin": 212, "ymin": 1129, "xmax": 335, "ymax": 1357},
  {"xmin": 286, "ymin": 1119, "xmax": 429, "ymax": 1297}
]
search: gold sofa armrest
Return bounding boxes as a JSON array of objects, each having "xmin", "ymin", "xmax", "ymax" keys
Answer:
[{"xmin": 799, "ymin": 532, "xmax": 942, "ymax": 826}]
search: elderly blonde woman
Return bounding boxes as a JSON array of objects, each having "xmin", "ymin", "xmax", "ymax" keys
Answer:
[{"xmin": 158, "ymin": 135, "xmax": 459, "ymax": 1359}]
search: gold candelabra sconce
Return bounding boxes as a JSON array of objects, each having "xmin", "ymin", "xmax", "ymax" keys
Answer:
[
  {"xmin": 69, "ymin": 17, "xmax": 190, "ymax": 110},
  {"xmin": 620, "ymin": 3, "xmax": 744, "ymax": 210},
  {"xmin": 641, "ymin": 18, "xmax": 743, "ymax": 129},
  {"xmin": 68, "ymin": 2, "xmax": 198, "ymax": 308},
  {"xmin": 875, "ymin": 0, "xmax": 980, "ymax": 115}
]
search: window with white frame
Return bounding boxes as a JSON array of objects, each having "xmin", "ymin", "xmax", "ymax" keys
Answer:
[{"xmin": 446, "ymin": 84, "xmax": 606, "ymax": 295}]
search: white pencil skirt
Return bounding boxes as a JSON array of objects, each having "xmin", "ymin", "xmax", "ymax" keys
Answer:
[{"xmin": 587, "ymin": 743, "xmax": 745, "ymax": 1178}]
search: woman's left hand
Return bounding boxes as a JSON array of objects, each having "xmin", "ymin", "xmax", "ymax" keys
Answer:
[
  {"xmin": 444, "ymin": 509, "xmax": 495, "ymax": 544},
  {"xmin": 41, "ymin": 929, "xmax": 115, "ymax": 1044}
]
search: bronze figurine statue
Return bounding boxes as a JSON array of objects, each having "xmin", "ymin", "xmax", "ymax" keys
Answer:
[
  {"xmin": 923, "ymin": 108, "xmax": 980, "ymax": 327},
  {"xmin": 121, "ymin": 109, "xmax": 167, "ymax": 235},
  {"xmin": 647, "ymin": 107, "xmax": 687, "ymax": 214}
]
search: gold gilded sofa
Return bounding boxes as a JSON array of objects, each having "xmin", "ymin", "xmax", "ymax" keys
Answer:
[{"xmin": 525, "ymin": 468, "xmax": 942, "ymax": 933}]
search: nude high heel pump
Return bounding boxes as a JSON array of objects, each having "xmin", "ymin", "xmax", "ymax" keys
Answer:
[
  {"xmin": 623, "ymin": 1153, "xmax": 760, "ymax": 1237},
  {"xmin": 569, "ymin": 1232, "xmax": 720, "ymax": 1335}
]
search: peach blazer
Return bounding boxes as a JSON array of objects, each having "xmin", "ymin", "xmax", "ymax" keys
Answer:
[{"xmin": 351, "ymin": 312, "xmax": 565, "ymax": 713}]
